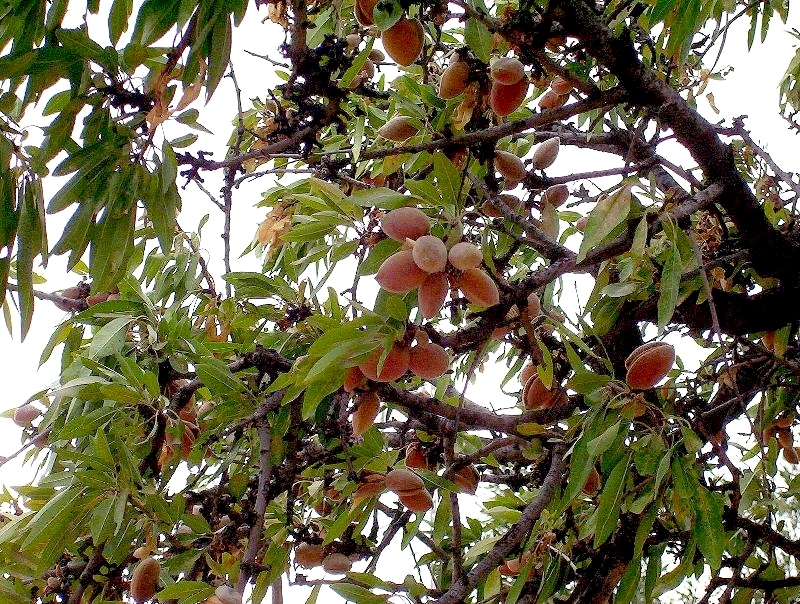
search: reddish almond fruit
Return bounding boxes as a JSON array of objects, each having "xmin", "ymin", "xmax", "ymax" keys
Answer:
[
  {"xmin": 86, "ymin": 293, "xmax": 110, "ymax": 306},
  {"xmin": 385, "ymin": 467, "xmax": 425, "ymax": 495},
  {"xmin": 520, "ymin": 363, "xmax": 537, "ymax": 385},
  {"xmin": 405, "ymin": 443, "xmax": 429, "ymax": 469},
  {"xmin": 783, "ymin": 446, "xmax": 800, "ymax": 464},
  {"xmin": 448, "ymin": 242, "xmax": 482, "ymax": 271},
  {"xmin": 538, "ymin": 90, "xmax": 568, "ymax": 110},
  {"xmin": 542, "ymin": 184, "xmax": 569, "ymax": 208},
  {"xmin": 490, "ymin": 57, "xmax": 525, "ymax": 85},
  {"xmin": 377, "ymin": 116, "xmax": 419, "ymax": 141},
  {"xmin": 531, "ymin": 137, "xmax": 560, "ymax": 170},
  {"xmin": 582, "ymin": 466, "xmax": 602, "ymax": 495},
  {"xmin": 490, "ymin": 77, "xmax": 529, "ymax": 117},
  {"xmin": 625, "ymin": 343, "xmax": 675, "ymax": 390},
  {"xmin": 399, "ymin": 487, "xmax": 433, "ymax": 513},
  {"xmin": 354, "ymin": 0, "xmax": 378, "ymax": 25},
  {"xmin": 624, "ymin": 342, "xmax": 667, "ymax": 370},
  {"xmin": 439, "ymin": 59, "xmax": 470, "ymax": 99},
  {"xmin": 495, "ymin": 150, "xmax": 527, "ymax": 181},
  {"xmin": 369, "ymin": 48, "xmax": 385, "ymax": 62},
  {"xmin": 418, "ymin": 272, "xmax": 449, "ymax": 319},
  {"xmin": 376, "ymin": 250, "xmax": 429, "ymax": 293},
  {"xmin": 762, "ymin": 424, "xmax": 777, "ymax": 443},
  {"xmin": 523, "ymin": 376, "xmax": 567, "ymax": 410},
  {"xmin": 412, "ymin": 235, "xmax": 448, "ymax": 273},
  {"xmin": 382, "ymin": 17, "xmax": 424, "ymax": 67},
  {"xmin": 322, "ymin": 553, "xmax": 353, "ymax": 574},
  {"xmin": 454, "ymin": 268, "xmax": 500, "ymax": 307},
  {"xmin": 499, "ymin": 561, "xmax": 518, "ymax": 576},
  {"xmin": 352, "ymin": 390, "xmax": 380, "ymax": 436},
  {"xmin": 777, "ymin": 427, "xmax": 793, "ymax": 449},
  {"xmin": 409, "ymin": 342, "xmax": 450, "ymax": 380},
  {"xmin": 550, "ymin": 75, "xmax": 572, "ymax": 95},
  {"xmin": 203, "ymin": 595, "xmax": 225, "ymax": 604},
  {"xmin": 130, "ymin": 557, "xmax": 160, "ymax": 603},
  {"xmin": 344, "ymin": 365, "xmax": 368, "ymax": 392},
  {"xmin": 358, "ymin": 343, "xmax": 410, "ymax": 383},
  {"xmin": 775, "ymin": 416, "xmax": 794, "ymax": 428},
  {"xmin": 354, "ymin": 472, "xmax": 387, "ymax": 502},
  {"xmin": 481, "ymin": 193, "xmax": 525, "ymax": 217},
  {"xmin": 575, "ymin": 216, "xmax": 588, "ymax": 232},
  {"xmin": 133, "ymin": 546, "xmax": 150, "ymax": 559},
  {"xmin": 453, "ymin": 465, "xmax": 479, "ymax": 494},
  {"xmin": 13, "ymin": 404, "xmax": 40, "ymax": 428},
  {"xmin": 380, "ymin": 207, "xmax": 430, "ymax": 241}
]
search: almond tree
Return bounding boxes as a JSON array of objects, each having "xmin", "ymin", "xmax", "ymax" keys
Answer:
[{"xmin": 2, "ymin": 1, "xmax": 800, "ymax": 603}]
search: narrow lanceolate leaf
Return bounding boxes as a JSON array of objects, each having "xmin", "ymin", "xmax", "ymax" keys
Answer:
[
  {"xmin": 594, "ymin": 454, "xmax": 630, "ymax": 546},
  {"xmin": 85, "ymin": 316, "xmax": 133, "ymax": 360},
  {"xmin": 577, "ymin": 185, "xmax": 632, "ymax": 262},
  {"xmin": 16, "ymin": 180, "xmax": 43, "ymax": 340},
  {"xmin": 694, "ymin": 485, "xmax": 724, "ymax": 570},
  {"xmin": 657, "ymin": 244, "xmax": 681, "ymax": 331},
  {"xmin": 21, "ymin": 485, "xmax": 85, "ymax": 548}
]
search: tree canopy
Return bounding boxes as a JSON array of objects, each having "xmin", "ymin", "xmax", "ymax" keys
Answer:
[{"xmin": 3, "ymin": 0, "xmax": 800, "ymax": 603}]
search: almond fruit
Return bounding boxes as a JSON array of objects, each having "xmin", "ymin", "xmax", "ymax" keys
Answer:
[
  {"xmin": 625, "ymin": 342, "xmax": 675, "ymax": 390},
  {"xmin": 495, "ymin": 150, "xmax": 527, "ymax": 181},
  {"xmin": 376, "ymin": 250, "xmax": 428, "ymax": 293},
  {"xmin": 409, "ymin": 342, "xmax": 450, "ymax": 380},
  {"xmin": 358, "ymin": 343, "xmax": 410, "ymax": 382},
  {"xmin": 447, "ymin": 242, "xmax": 482, "ymax": 271},
  {"xmin": 382, "ymin": 17, "xmax": 424, "ymax": 67},
  {"xmin": 453, "ymin": 268, "xmax": 500, "ymax": 307},
  {"xmin": 439, "ymin": 59, "xmax": 470, "ymax": 99},
  {"xmin": 542, "ymin": 184, "xmax": 569, "ymax": 208},
  {"xmin": 13, "ymin": 404, "xmax": 40, "ymax": 428},
  {"xmin": 130, "ymin": 557, "xmax": 160, "ymax": 603},
  {"xmin": 490, "ymin": 77, "xmax": 529, "ymax": 117},
  {"xmin": 352, "ymin": 390, "xmax": 380, "ymax": 436},
  {"xmin": 377, "ymin": 116, "xmax": 419, "ymax": 141},
  {"xmin": 380, "ymin": 207, "xmax": 430, "ymax": 241},
  {"xmin": 412, "ymin": 235, "xmax": 448, "ymax": 273},
  {"xmin": 399, "ymin": 487, "xmax": 434, "ymax": 512},
  {"xmin": 385, "ymin": 467, "xmax": 425, "ymax": 495},
  {"xmin": 322, "ymin": 552, "xmax": 352, "ymax": 574},
  {"xmin": 490, "ymin": 57, "xmax": 525, "ymax": 85},
  {"xmin": 418, "ymin": 272, "xmax": 449, "ymax": 319},
  {"xmin": 531, "ymin": 137, "xmax": 560, "ymax": 170}
]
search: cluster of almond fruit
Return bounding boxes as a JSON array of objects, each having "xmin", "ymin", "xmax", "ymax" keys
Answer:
[
  {"xmin": 294, "ymin": 541, "xmax": 360, "ymax": 574},
  {"xmin": 375, "ymin": 206, "xmax": 500, "ymax": 314},
  {"xmin": 762, "ymin": 416, "xmax": 800, "ymax": 464},
  {"xmin": 129, "ymin": 557, "xmax": 242, "ymax": 604}
]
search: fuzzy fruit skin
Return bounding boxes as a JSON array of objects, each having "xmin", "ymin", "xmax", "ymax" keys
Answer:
[
  {"xmin": 382, "ymin": 17, "xmax": 424, "ymax": 67},
  {"xmin": 447, "ymin": 242, "xmax": 482, "ymax": 271},
  {"xmin": 130, "ymin": 557, "xmax": 160, "ymax": 603},
  {"xmin": 454, "ymin": 268, "xmax": 500, "ymax": 307},
  {"xmin": 519, "ymin": 362, "xmax": 537, "ymax": 386},
  {"xmin": 376, "ymin": 250, "xmax": 429, "ymax": 293},
  {"xmin": 490, "ymin": 57, "xmax": 525, "ymax": 85},
  {"xmin": 532, "ymin": 137, "xmax": 560, "ymax": 170},
  {"xmin": 542, "ymin": 184, "xmax": 569, "ymax": 208},
  {"xmin": 354, "ymin": 0, "xmax": 378, "ymax": 25},
  {"xmin": 295, "ymin": 543, "xmax": 326, "ymax": 568},
  {"xmin": 399, "ymin": 487, "xmax": 433, "ymax": 512},
  {"xmin": 322, "ymin": 553, "xmax": 353, "ymax": 574},
  {"xmin": 405, "ymin": 443, "xmax": 430, "ymax": 469},
  {"xmin": 438, "ymin": 60, "xmax": 470, "ymax": 99},
  {"xmin": 784, "ymin": 446, "xmax": 800, "ymax": 464},
  {"xmin": 409, "ymin": 342, "xmax": 450, "ymax": 380},
  {"xmin": 358, "ymin": 344, "xmax": 410, "ymax": 382},
  {"xmin": 352, "ymin": 390, "xmax": 380, "ymax": 436},
  {"xmin": 625, "ymin": 343, "xmax": 675, "ymax": 390},
  {"xmin": 495, "ymin": 150, "xmax": 527, "ymax": 181},
  {"xmin": 380, "ymin": 207, "xmax": 430, "ymax": 241},
  {"xmin": 385, "ymin": 467, "xmax": 425, "ymax": 495},
  {"xmin": 412, "ymin": 235, "xmax": 448, "ymax": 273},
  {"xmin": 481, "ymin": 193, "xmax": 524, "ymax": 217},
  {"xmin": 489, "ymin": 77, "xmax": 529, "ymax": 117},
  {"xmin": 418, "ymin": 272, "xmax": 449, "ymax": 319},
  {"xmin": 575, "ymin": 216, "xmax": 588, "ymax": 232},
  {"xmin": 13, "ymin": 404, "xmax": 40, "ymax": 427},
  {"xmin": 377, "ymin": 116, "xmax": 419, "ymax": 141}
]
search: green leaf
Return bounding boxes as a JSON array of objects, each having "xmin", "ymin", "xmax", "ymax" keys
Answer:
[
  {"xmin": 205, "ymin": 15, "xmax": 232, "ymax": 101},
  {"xmin": 89, "ymin": 496, "xmax": 116, "ymax": 544},
  {"xmin": 577, "ymin": 185, "xmax": 631, "ymax": 262},
  {"xmin": 84, "ymin": 316, "xmax": 133, "ymax": 360},
  {"xmin": 373, "ymin": 0, "xmax": 403, "ymax": 30},
  {"xmin": 56, "ymin": 28, "xmax": 114, "ymax": 69},
  {"xmin": 330, "ymin": 583, "xmax": 390, "ymax": 604},
  {"xmin": 196, "ymin": 358, "xmax": 246, "ymax": 395},
  {"xmin": 464, "ymin": 8, "xmax": 493, "ymax": 63},
  {"xmin": 587, "ymin": 421, "xmax": 620, "ymax": 458},
  {"xmin": 21, "ymin": 485, "xmax": 84, "ymax": 548},
  {"xmin": 156, "ymin": 581, "xmax": 214, "ymax": 601},
  {"xmin": 108, "ymin": 0, "xmax": 133, "ymax": 45},
  {"xmin": 594, "ymin": 454, "xmax": 629, "ymax": 546},
  {"xmin": 694, "ymin": 485, "xmax": 724, "ymax": 570},
  {"xmin": 433, "ymin": 152, "xmax": 461, "ymax": 206},
  {"xmin": 657, "ymin": 243, "xmax": 681, "ymax": 330}
]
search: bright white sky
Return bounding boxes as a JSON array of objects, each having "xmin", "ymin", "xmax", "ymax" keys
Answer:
[{"xmin": 1, "ymin": 5, "xmax": 800, "ymax": 603}]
